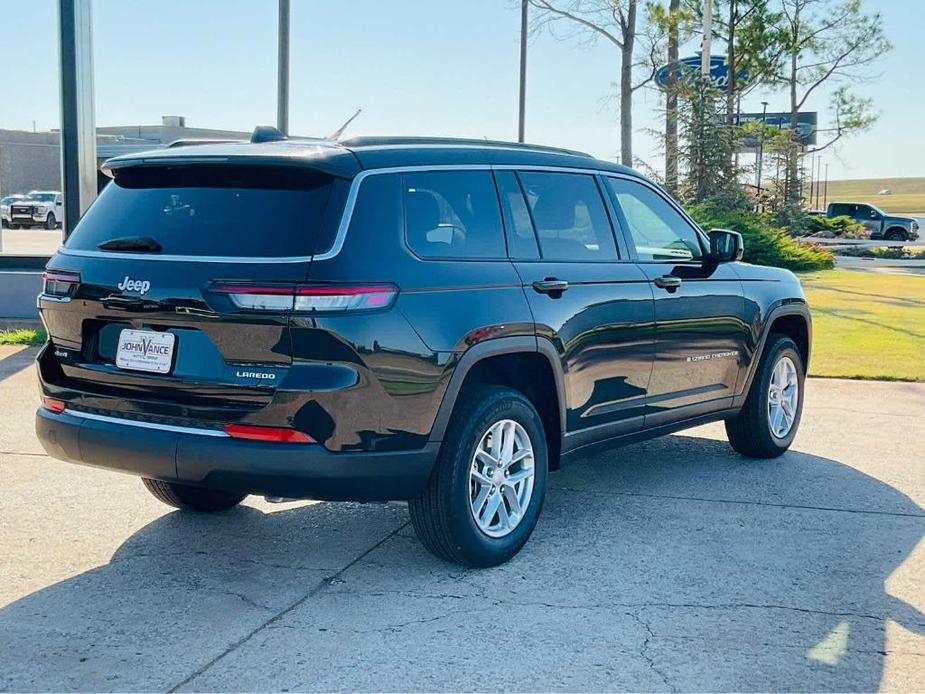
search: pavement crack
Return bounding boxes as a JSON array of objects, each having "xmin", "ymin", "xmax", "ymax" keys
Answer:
[
  {"xmin": 552, "ymin": 486, "xmax": 925, "ymax": 519},
  {"xmin": 626, "ymin": 609, "xmax": 675, "ymax": 692},
  {"xmin": 166, "ymin": 520, "xmax": 409, "ymax": 693}
]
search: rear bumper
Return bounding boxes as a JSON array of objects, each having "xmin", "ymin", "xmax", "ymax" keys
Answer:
[{"xmin": 35, "ymin": 407, "xmax": 437, "ymax": 501}]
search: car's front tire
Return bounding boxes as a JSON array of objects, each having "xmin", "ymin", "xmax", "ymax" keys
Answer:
[
  {"xmin": 725, "ymin": 334, "xmax": 805, "ymax": 458},
  {"xmin": 44, "ymin": 213, "xmax": 56, "ymax": 230},
  {"xmin": 141, "ymin": 478, "xmax": 246, "ymax": 512},
  {"xmin": 409, "ymin": 385, "xmax": 548, "ymax": 567},
  {"xmin": 884, "ymin": 228, "xmax": 907, "ymax": 242}
]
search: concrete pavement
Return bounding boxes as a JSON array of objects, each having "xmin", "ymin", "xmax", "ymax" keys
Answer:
[{"xmin": 1, "ymin": 350, "xmax": 924, "ymax": 691}]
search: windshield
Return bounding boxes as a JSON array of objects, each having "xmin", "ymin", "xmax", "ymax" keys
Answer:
[
  {"xmin": 29, "ymin": 193, "xmax": 56, "ymax": 202},
  {"xmin": 65, "ymin": 165, "xmax": 342, "ymax": 258}
]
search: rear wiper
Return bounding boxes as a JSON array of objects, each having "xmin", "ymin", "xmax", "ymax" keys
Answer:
[{"xmin": 97, "ymin": 236, "xmax": 163, "ymax": 253}]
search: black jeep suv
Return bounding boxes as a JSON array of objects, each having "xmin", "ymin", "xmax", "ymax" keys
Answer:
[{"xmin": 35, "ymin": 131, "xmax": 811, "ymax": 566}]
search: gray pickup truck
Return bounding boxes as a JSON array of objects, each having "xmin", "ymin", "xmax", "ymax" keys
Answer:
[{"xmin": 826, "ymin": 202, "xmax": 919, "ymax": 241}]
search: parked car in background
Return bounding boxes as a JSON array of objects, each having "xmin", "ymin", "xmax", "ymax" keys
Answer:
[
  {"xmin": 8, "ymin": 191, "xmax": 63, "ymax": 229},
  {"xmin": 826, "ymin": 202, "xmax": 919, "ymax": 241},
  {"xmin": 1, "ymin": 194, "xmax": 28, "ymax": 227},
  {"xmin": 35, "ymin": 132, "xmax": 811, "ymax": 566}
]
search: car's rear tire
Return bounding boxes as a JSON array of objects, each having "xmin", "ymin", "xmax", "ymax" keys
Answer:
[
  {"xmin": 141, "ymin": 478, "xmax": 246, "ymax": 512},
  {"xmin": 409, "ymin": 385, "xmax": 548, "ymax": 567},
  {"xmin": 8, "ymin": 223, "xmax": 20, "ymax": 230},
  {"xmin": 725, "ymin": 334, "xmax": 805, "ymax": 458},
  {"xmin": 44, "ymin": 213, "xmax": 56, "ymax": 230}
]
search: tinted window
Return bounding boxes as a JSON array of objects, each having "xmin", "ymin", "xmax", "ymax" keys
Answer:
[
  {"xmin": 66, "ymin": 165, "xmax": 338, "ymax": 258},
  {"xmin": 495, "ymin": 171, "xmax": 539, "ymax": 259},
  {"xmin": 403, "ymin": 171, "xmax": 505, "ymax": 259},
  {"xmin": 830, "ymin": 204, "xmax": 851, "ymax": 216},
  {"xmin": 517, "ymin": 172, "xmax": 617, "ymax": 261},
  {"xmin": 606, "ymin": 177, "xmax": 703, "ymax": 262}
]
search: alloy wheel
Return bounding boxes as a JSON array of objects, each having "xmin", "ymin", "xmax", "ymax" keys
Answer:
[
  {"xmin": 767, "ymin": 355, "xmax": 799, "ymax": 438},
  {"xmin": 468, "ymin": 419, "xmax": 535, "ymax": 538}
]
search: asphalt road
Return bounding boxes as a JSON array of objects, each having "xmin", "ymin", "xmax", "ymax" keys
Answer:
[{"xmin": 1, "ymin": 347, "xmax": 924, "ymax": 692}]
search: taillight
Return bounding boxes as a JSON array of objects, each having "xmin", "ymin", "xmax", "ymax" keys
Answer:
[
  {"xmin": 223, "ymin": 424, "xmax": 315, "ymax": 444},
  {"xmin": 42, "ymin": 270, "xmax": 80, "ymax": 297},
  {"xmin": 42, "ymin": 397, "xmax": 66, "ymax": 413},
  {"xmin": 210, "ymin": 283, "xmax": 398, "ymax": 313}
]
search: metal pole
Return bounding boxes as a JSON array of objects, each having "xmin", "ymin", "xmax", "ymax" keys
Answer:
[
  {"xmin": 702, "ymin": 0, "xmax": 713, "ymax": 76},
  {"xmin": 815, "ymin": 155, "xmax": 822, "ymax": 209},
  {"xmin": 58, "ymin": 0, "xmax": 97, "ymax": 238},
  {"xmin": 518, "ymin": 0, "xmax": 528, "ymax": 143},
  {"xmin": 277, "ymin": 0, "xmax": 290, "ymax": 135},
  {"xmin": 808, "ymin": 151, "xmax": 815, "ymax": 208},
  {"xmin": 823, "ymin": 163, "xmax": 829, "ymax": 209},
  {"xmin": 756, "ymin": 101, "xmax": 767, "ymax": 193}
]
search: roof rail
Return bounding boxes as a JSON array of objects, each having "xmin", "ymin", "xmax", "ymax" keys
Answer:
[
  {"xmin": 339, "ymin": 136, "xmax": 592, "ymax": 158},
  {"xmin": 166, "ymin": 138, "xmax": 244, "ymax": 149},
  {"xmin": 251, "ymin": 125, "xmax": 289, "ymax": 144}
]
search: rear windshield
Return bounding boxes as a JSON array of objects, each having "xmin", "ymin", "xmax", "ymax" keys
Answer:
[{"xmin": 66, "ymin": 165, "xmax": 340, "ymax": 258}]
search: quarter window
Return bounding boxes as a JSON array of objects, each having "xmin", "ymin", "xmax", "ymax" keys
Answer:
[
  {"xmin": 403, "ymin": 171, "xmax": 505, "ymax": 259},
  {"xmin": 517, "ymin": 172, "xmax": 617, "ymax": 261},
  {"xmin": 606, "ymin": 177, "xmax": 703, "ymax": 262},
  {"xmin": 495, "ymin": 171, "xmax": 539, "ymax": 259}
]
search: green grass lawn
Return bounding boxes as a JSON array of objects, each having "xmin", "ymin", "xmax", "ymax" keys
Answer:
[
  {"xmin": 800, "ymin": 270, "xmax": 925, "ymax": 382},
  {"xmin": 821, "ymin": 177, "xmax": 925, "ymax": 214},
  {"xmin": 0, "ymin": 328, "xmax": 46, "ymax": 346}
]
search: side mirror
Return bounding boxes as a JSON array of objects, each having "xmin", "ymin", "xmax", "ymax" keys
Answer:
[{"xmin": 708, "ymin": 228, "xmax": 744, "ymax": 263}]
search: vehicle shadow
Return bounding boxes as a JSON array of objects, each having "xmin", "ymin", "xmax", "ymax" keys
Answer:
[
  {"xmin": 1, "ymin": 434, "xmax": 923, "ymax": 692},
  {"xmin": 0, "ymin": 346, "xmax": 39, "ymax": 383}
]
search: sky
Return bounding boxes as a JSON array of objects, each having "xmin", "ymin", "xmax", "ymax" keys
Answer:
[{"xmin": 0, "ymin": 0, "xmax": 921, "ymax": 181}]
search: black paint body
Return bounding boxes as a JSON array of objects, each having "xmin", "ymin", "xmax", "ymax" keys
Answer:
[{"xmin": 35, "ymin": 138, "xmax": 811, "ymax": 500}]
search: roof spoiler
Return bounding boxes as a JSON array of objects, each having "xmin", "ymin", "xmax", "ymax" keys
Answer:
[
  {"xmin": 251, "ymin": 125, "xmax": 289, "ymax": 144},
  {"xmin": 167, "ymin": 138, "xmax": 244, "ymax": 149}
]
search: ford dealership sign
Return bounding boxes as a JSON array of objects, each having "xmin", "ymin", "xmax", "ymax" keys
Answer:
[{"xmin": 655, "ymin": 55, "xmax": 749, "ymax": 91}]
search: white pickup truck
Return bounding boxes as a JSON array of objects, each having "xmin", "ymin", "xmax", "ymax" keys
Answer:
[{"xmin": 7, "ymin": 191, "xmax": 63, "ymax": 229}]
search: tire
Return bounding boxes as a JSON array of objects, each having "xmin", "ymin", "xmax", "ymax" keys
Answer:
[
  {"xmin": 9, "ymin": 223, "xmax": 20, "ymax": 230},
  {"xmin": 884, "ymin": 229, "xmax": 906, "ymax": 242},
  {"xmin": 44, "ymin": 213, "xmax": 56, "ymax": 230},
  {"xmin": 725, "ymin": 334, "xmax": 805, "ymax": 458},
  {"xmin": 141, "ymin": 478, "xmax": 245, "ymax": 512},
  {"xmin": 409, "ymin": 385, "xmax": 548, "ymax": 567}
]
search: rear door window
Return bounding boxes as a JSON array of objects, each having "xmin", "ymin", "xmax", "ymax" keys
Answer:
[
  {"xmin": 65, "ymin": 165, "xmax": 342, "ymax": 258},
  {"xmin": 517, "ymin": 171, "xmax": 617, "ymax": 261},
  {"xmin": 402, "ymin": 171, "xmax": 506, "ymax": 259}
]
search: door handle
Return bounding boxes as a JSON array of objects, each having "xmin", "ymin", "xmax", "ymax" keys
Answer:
[
  {"xmin": 532, "ymin": 279, "xmax": 569, "ymax": 294},
  {"xmin": 653, "ymin": 275, "xmax": 682, "ymax": 292}
]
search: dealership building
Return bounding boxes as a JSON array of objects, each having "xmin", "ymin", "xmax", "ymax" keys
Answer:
[{"xmin": 0, "ymin": 116, "xmax": 248, "ymax": 197}]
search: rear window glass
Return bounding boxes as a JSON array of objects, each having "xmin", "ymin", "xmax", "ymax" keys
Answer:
[
  {"xmin": 403, "ymin": 171, "xmax": 506, "ymax": 259},
  {"xmin": 66, "ymin": 165, "xmax": 339, "ymax": 258}
]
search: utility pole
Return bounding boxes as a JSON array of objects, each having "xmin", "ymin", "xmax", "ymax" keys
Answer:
[
  {"xmin": 277, "ymin": 0, "xmax": 290, "ymax": 135},
  {"xmin": 58, "ymin": 0, "xmax": 97, "ymax": 238},
  {"xmin": 518, "ymin": 0, "xmax": 527, "ymax": 143},
  {"xmin": 702, "ymin": 0, "xmax": 713, "ymax": 76},
  {"xmin": 815, "ymin": 156, "xmax": 822, "ymax": 209}
]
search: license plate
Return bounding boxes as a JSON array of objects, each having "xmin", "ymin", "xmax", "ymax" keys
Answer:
[{"xmin": 115, "ymin": 329, "xmax": 175, "ymax": 374}]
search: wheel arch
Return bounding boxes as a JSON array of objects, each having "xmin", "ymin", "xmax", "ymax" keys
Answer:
[
  {"xmin": 737, "ymin": 302, "xmax": 812, "ymax": 404},
  {"xmin": 428, "ymin": 336, "xmax": 567, "ymax": 469}
]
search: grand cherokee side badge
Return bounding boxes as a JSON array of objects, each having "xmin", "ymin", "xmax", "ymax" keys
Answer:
[{"xmin": 686, "ymin": 350, "xmax": 739, "ymax": 363}]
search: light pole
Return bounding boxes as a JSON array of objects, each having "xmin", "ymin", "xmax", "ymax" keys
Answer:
[
  {"xmin": 277, "ymin": 0, "xmax": 290, "ymax": 135},
  {"xmin": 518, "ymin": 0, "xmax": 527, "ymax": 143}
]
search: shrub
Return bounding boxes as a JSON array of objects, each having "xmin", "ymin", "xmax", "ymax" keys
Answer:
[
  {"xmin": 688, "ymin": 203, "xmax": 835, "ymax": 271},
  {"xmin": 804, "ymin": 214, "xmax": 867, "ymax": 238}
]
